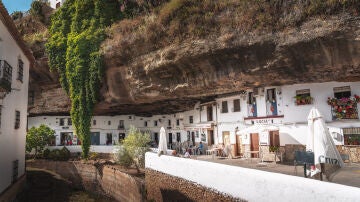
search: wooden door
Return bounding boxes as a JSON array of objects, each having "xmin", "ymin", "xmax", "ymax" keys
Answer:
[
  {"xmin": 168, "ymin": 133, "xmax": 173, "ymax": 144},
  {"xmin": 207, "ymin": 130, "xmax": 214, "ymax": 145},
  {"xmin": 236, "ymin": 135, "xmax": 242, "ymax": 156},
  {"xmin": 250, "ymin": 133, "xmax": 259, "ymax": 158},
  {"xmin": 269, "ymin": 131, "xmax": 280, "ymax": 147}
]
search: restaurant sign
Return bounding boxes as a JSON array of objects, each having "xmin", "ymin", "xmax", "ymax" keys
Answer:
[{"xmin": 245, "ymin": 118, "xmax": 283, "ymax": 125}]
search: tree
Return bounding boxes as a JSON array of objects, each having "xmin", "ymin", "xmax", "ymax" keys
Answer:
[
  {"xmin": 26, "ymin": 124, "xmax": 55, "ymax": 158},
  {"xmin": 120, "ymin": 126, "xmax": 151, "ymax": 172}
]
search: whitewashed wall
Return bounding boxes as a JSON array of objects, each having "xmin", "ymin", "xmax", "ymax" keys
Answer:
[
  {"xmin": 0, "ymin": 20, "xmax": 30, "ymax": 193},
  {"xmin": 146, "ymin": 152, "xmax": 360, "ymax": 202}
]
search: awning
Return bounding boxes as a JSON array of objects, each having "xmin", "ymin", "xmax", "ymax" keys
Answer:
[
  {"xmin": 236, "ymin": 124, "xmax": 279, "ymax": 135},
  {"xmin": 184, "ymin": 123, "xmax": 213, "ymax": 130}
]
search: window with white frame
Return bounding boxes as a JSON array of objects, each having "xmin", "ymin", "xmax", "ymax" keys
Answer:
[
  {"xmin": 221, "ymin": 101, "xmax": 228, "ymax": 113},
  {"xmin": 233, "ymin": 99, "xmax": 240, "ymax": 112},
  {"xmin": 59, "ymin": 118, "xmax": 65, "ymax": 126},
  {"xmin": 334, "ymin": 86, "xmax": 351, "ymax": 99},
  {"xmin": 17, "ymin": 59, "xmax": 23, "ymax": 82},
  {"xmin": 154, "ymin": 120, "xmax": 158, "ymax": 127},
  {"xmin": 189, "ymin": 116, "xmax": 193, "ymax": 124},
  {"xmin": 15, "ymin": 111, "xmax": 20, "ymax": 129}
]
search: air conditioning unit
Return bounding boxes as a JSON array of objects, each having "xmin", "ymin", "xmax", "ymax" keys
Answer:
[{"xmin": 253, "ymin": 87, "xmax": 264, "ymax": 96}]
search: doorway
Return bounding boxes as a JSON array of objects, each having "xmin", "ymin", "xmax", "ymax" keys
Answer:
[
  {"xmin": 207, "ymin": 130, "xmax": 214, "ymax": 146},
  {"xmin": 236, "ymin": 135, "xmax": 242, "ymax": 156},
  {"xmin": 207, "ymin": 106, "xmax": 213, "ymax": 121},
  {"xmin": 191, "ymin": 132, "xmax": 195, "ymax": 146},
  {"xmin": 168, "ymin": 133, "xmax": 173, "ymax": 145},
  {"xmin": 250, "ymin": 133, "xmax": 259, "ymax": 158},
  {"xmin": 90, "ymin": 132, "xmax": 100, "ymax": 145},
  {"xmin": 154, "ymin": 132, "xmax": 159, "ymax": 145},
  {"xmin": 269, "ymin": 131, "xmax": 280, "ymax": 147},
  {"xmin": 60, "ymin": 132, "xmax": 73, "ymax": 145},
  {"xmin": 222, "ymin": 131, "xmax": 230, "ymax": 145},
  {"xmin": 106, "ymin": 133, "xmax": 112, "ymax": 145}
]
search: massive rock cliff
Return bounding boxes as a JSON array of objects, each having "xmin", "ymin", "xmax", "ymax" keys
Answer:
[{"xmin": 23, "ymin": 1, "xmax": 360, "ymax": 116}]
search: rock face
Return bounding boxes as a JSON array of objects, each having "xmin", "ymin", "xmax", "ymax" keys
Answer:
[{"xmin": 28, "ymin": 13, "xmax": 360, "ymax": 116}]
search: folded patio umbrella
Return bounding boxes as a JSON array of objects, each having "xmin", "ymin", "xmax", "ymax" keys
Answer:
[
  {"xmin": 306, "ymin": 107, "xmax": 344, "ymax": 178},
  {"xmin": 158, "ymin": 127, "xmax": 167, "ymax": 156}
]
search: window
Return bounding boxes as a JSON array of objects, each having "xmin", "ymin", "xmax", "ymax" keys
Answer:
[
  {"xmin": 233, "ymin": 99, "xmax": 240, "ymax": 112},
  {"xmin": 108, "ymin": 121, "xmax": 111, "ymax": 126},
  {"xmin": 189, "ymin": 116, "xmax": 193, "ymax": 124},
  {"xmin": 176, "ymin": 119, "xmax": 180, "ymax": 126},
  {"xmin": 266, "ymin": 88, "xmax": 276, "ymax": 102},
  {"xmin": 343, "ymin": 128, "xmax": 360, "ymax": 145},
  {"xmin": 144, "ymin": 121, "xmax": 148, "ymax": 127},
  {"xmin": 176, "ymin": 133, "xmax": 181, "ymax": 142},
  {"xmin": 168, "ymin": 119, "xmax": 171, "ymax": 126},
  {"xmin": 295, "ymin": 89, "xmax": 312, "ymax": 105},
  {"xmin": 221, "ymin": 101, "xmax": 228, "ymax": 113},
  {"xmin": 28, "ymin": 91, "xmax": 35, "ymax": 106},
  {"xmin": 59, "ymin": 118, "xmax": 65, "ymax": 126},
  {"xmin": 154, "ymin": 120, "xmax": 158, "ymax": 126},
  {"xmin": 248, "ymin": 92, "xmax": 255, "ymax": 104},
  {"xmin": 68, "ymin": 118, "xmax": 72, "ymax": 126},
  {"xmin": 17, "ymin": 59, "xmax": 23, "ymax": 82},
  {"xmin": 334, "ymin": 86, "xmax": 351, "ymax": 99},
  {"xmin": 93, "ymin": 119, "xmax": 96, "ymax": 125},
  {"xmin": 119, "ymin": 120, "xmax": 124, "ymax": 129},
  {"xmin": 207, "ymin": 106, "xmax": 213, "ymax": 121},
  {"xmin": 15, "ymin": 111, "xmax": 20, "ymax": 129}
]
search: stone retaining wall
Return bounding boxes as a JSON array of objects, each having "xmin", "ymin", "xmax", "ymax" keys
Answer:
[
  {"xmin": 27, "ymin": 160, "xmax": 145, "ymax": 202},
  {"xmin": 146, "ymin": 169, "xmax": 243, "ymax": 202},
  {"xmin": 337, "ymin": 145, "xmax": 360, "ymax": 163}
]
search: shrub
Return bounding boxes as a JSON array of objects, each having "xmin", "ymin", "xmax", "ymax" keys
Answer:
[
  {"xmin": 59, "ymin": 146, "xmax": 71, "ymax": 161},
  {"xmin": 88, "ymin": 152, "xmax": 99, "ymax": 160},
  {"xmin": 43, "ymin": 148, "xmax": 50, "ymax": 159},
  {"xmin": 12, "ymin": 11, "xmax": 23, "ymax": 20},
  {"xmin": 115, "ymin": 147, "xmax": 134, "ymax": 168},
  {"xmin": 49, "ymin": 149, "xmax": 61, "ymax": 160},
  {"xmin": 26, "ymin": 124, "xmax": 55, "ymax": 159}
]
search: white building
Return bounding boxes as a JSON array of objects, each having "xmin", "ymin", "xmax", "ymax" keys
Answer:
[
  {"xmin": 0, "ymin": 3, "xmax": 33, "ymax": 200},
  {"xmin": 28, "ymin": 81, "xmax": 360, "ymax": 162},
  {"xmin": 49, "ymin": 0, "xmax": 66, "ymax": 9}
]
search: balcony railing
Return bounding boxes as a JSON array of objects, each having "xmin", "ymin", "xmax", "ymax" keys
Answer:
[
  {"xmin": 247, "ymin": 104, "xmax": 257, "ymax": 117},
  {"xmin": 266, "ymin": 101, "xmax": 278, "ymax": 116},
  {"xmin": 0, "ymin": 60, "xmax": 12, "ymax": 92}
]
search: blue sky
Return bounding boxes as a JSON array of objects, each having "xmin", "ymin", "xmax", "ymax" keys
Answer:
[{"xmin": 2, "ymin": 0, "xmax": 32, "ymax": 14}]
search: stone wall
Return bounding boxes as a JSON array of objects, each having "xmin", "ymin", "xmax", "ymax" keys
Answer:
[
  {"xmin": 284, "ymin": 144, "xmax": 306, "ymax": 162},
  {"xmin": 27, "ymin": 160, "xmax": 145, "ymax": 202},
  {"xmin": 337, "ymin": 145, "xmax": 360, "ymax": 163},
  {"xmin": 146, "ymin": 169, "xmax": 243, "ymax": 202}
]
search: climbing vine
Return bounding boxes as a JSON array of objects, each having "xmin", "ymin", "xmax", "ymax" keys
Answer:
[{"xmin": 46, "ymin": 0, "xmax": 121, "ymax": 157}]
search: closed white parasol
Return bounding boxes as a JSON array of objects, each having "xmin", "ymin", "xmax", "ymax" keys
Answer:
[
  {"xmin": 306, "ymin": 107, "xmax": 344, "ymax": 177},
  {"xmin": 158, "ymin": 127, "xmax": 167, "ymax": 156}
]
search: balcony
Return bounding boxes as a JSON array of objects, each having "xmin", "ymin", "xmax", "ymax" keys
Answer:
[
  {"xmin": 0, "ymin": 60, "xmax": 12, "ymax": 93},
  {"xmin": 118, "ymin": 125, "xmax": 125, "ymax": 130},
  {"xmin": 247, "ymin": 104, "xmax": 257, "ymax": 117},
  {"xmin": 327, "ymin": 96, "xmax": 360, "ymax": 120},
  {"xmin": 266, "ymin": 101, "xmax": 278, "ymax": 116}
]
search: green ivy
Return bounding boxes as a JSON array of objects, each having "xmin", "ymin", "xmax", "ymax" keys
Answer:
[{"xmin": 46, "ymin": 0, "xmax": 121, "ymax": 158}]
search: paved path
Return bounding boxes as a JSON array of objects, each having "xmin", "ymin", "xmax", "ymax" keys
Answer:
[{"xmin": 195, "ymin": 155, "xmax": 360, "ymax": 188}]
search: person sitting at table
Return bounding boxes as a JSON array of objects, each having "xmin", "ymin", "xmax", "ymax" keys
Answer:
[
  {"xmin": 197, "ymin": 142, "xmax": 204, "ymax": 155},
  {"xmin": 184, "ymin": 149, "xmax": 191, "ymax": 158}
]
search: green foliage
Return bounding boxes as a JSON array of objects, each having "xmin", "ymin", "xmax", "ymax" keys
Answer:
[
  {"xmin": 47, "ymin": 147, "xmax": 71, "ymax": 161},
  {"xmin": 11, "ymin": 11, "xmax": 23, "ymax": 20},
  {"xmin": 30, "ymin": 1, "xmax": 44, "ymax": 19},
  {"xmin": 121, "ymin": 126, "xmax": 151, "ymax": 171},
  {"xmin": 115, "ymin": 147, "xmax": 134, "ymax": 168},
  {"xmin": 88, "ymin": 152, "xmax": 99, "ymax": 160},
  {"xmin": 43, "ymin": 148, "xmax": 51, "ymax": 158},
  {"xmin": 46, "ymin": 0, "xmax": 121, "ymax": 158},
  {"xmin": 26, "ymin": 124, "xmax": 55, "ymax": 158}
]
